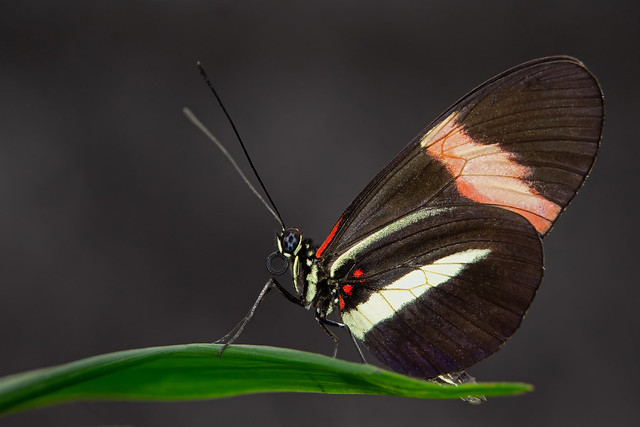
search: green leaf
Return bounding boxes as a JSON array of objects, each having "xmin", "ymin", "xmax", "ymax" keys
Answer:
[{"xmin": 0, "ymin": 344, "xmax": 532, "ymax": 415}]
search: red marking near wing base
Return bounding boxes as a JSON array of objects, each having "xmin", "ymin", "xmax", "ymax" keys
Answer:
[
  {"xmin": 315, "ymin": 217, "xmax": 342, "ymax": 259},
  {"xmin": 342, "ymin": 284, "xmax": 354, "ymax": 295},
  {"xmin": 352, "ymin": 268, "xmax": 364, "ymax": 278},
  {"xmin": 338, "ymin": 295, "xmax": 345, "ymax": 310},
  {"xmin": 422, "ymin": 112, "xmax": 561, "ymax": 234}
]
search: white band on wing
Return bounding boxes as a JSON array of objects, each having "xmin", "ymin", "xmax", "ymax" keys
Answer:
[{"xmin": 343, "ymin": 248, "xmax": 491, "ymax": 340}]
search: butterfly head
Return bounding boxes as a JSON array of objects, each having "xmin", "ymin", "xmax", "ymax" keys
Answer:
[{"xmin": 277, "ymin": 228, "xmax": 303, "ymax": 257}]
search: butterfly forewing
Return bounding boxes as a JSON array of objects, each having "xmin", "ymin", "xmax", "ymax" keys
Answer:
[
  {"xmin": 318, "ymin": 56, "xmax": 603, "ymax": 258},
  {"xmin": 314, "ymin": 56, "xmax": 603, "ymax": 378}
]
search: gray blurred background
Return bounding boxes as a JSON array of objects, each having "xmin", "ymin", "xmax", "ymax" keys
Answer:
[{"xmin": 1, "ymin": 1, "xmax": 638, "ymax": 426}]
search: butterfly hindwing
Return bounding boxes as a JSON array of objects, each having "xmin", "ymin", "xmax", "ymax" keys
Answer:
[{"xmin": 334, "ymin": 205, "xmax": 542, "ymax": 378}]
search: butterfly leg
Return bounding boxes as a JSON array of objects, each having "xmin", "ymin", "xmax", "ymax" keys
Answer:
[
  {"xmin": 315, "ymin": 315, "xmax": 343, "ymax": 358},
  {"xmin": 348, "ymin": 329, "xmax": 368, "ymax": 365},
  {"xmin": 315, "ymin": 316, "xmax": 369, "ymax": 363},
  {"xmin": 215, "ymin": 277, "xmax": 304, "ymax": 357}
]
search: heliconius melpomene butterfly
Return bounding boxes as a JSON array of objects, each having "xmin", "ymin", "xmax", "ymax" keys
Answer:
[{"xmin": 212, "ymin": 56, "xmax": 603, "ymax": 383}]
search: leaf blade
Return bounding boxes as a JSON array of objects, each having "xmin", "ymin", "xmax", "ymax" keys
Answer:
[{"xmin": 0, "ymin": 344, "xmax": 532, "ymax": 415}]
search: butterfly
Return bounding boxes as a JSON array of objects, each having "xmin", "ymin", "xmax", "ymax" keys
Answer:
[{"xmin": 214, "ymin": 56, "xmax": 604, "ymax": 381}]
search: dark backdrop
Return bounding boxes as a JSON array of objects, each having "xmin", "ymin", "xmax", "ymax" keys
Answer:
[{"xmin": 1, "ymin": 1, "xmax": 638, "ymax": 426}]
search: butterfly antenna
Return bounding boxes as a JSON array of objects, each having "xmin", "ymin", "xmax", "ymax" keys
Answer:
[
  {"xmin": 194, "ymin": 61, "xmax": 286, "ymax": 230},
  {"xmin": 183, "ymin": 108, "xmax": 284, "ymax": 228}
]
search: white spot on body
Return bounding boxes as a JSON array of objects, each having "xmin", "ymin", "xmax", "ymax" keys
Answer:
[{"xmin": 304, "ymin": 263, "xmax": 321, "ymax": 305}]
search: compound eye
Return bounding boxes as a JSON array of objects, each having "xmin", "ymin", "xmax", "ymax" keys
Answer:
[{"xmin": 281, "ymin": 228, "xmax": 302, "ymax": 254}]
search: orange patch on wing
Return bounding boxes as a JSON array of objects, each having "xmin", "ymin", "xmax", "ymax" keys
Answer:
[
  {"xmin": 421, "ymin": 112, "xmax": 561, "ymax": 234},
  {"xmin": 338, "ymin": 295, "xmax": 345, "ymax": 311}
]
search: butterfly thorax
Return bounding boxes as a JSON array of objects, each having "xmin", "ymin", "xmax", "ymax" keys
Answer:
[{"xmin": 277, "ymin": 228, "xmax": 337, "ymax": 315}]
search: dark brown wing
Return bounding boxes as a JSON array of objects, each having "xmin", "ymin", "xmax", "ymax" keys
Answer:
[
  {"xmin": 316, "ymin": 56, "xmax": 603, "ymax": 261},
  {"xmin": 334, "ymin": 205, "xmax": 542, "ymax": 378},
  {"xmin": 316, "ymin": 56, "xmax": 603, "ymax": 378}
]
